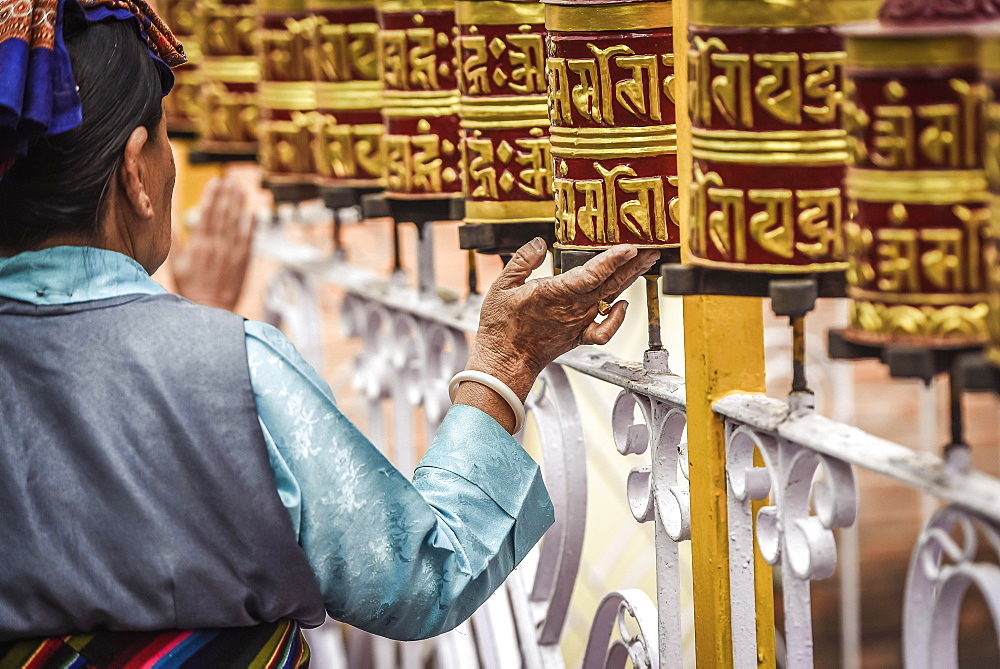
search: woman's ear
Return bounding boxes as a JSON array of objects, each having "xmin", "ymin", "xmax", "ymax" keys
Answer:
[{"xmin": 118, "ymin": 125, "xmax": 154, "ymax": 219}]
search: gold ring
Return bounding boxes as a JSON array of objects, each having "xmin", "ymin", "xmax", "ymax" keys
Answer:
[{"xmin": 598, "ymin": 300, "xmax": 612, "ymax": 316}]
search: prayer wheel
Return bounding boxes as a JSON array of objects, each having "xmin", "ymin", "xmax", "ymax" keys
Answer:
[
  {"xmin": 257, "ymin": 0, "xmax": 318, "ymax": 196},
  {"xmin": 982, "ymin": 30, "xmax": 1000, "ymax": 364},
  {"xmin": 456, "ymin": 0, "xmax": 553, "ymax": 254},
  {"xmin": 840, "ymin": 17, "xmax": 990, "ymax": 347},
  {"xmin": 161, "ymin": 0, "xmax": 201, "ymax": 137},
  {"xmin": 196, "ymin": 0, "xmax": 261, "ymax": 158},
  {"xmin": 545, "ymin": 0, "xmax": 679, "ymax": 258},
  {"xmin": 686, "ymin": 0, "xmax": 876, "ymax": 274},
  {"xmin": 376, "ymin": 0, "xmax": 462, "ymax": 203},
  {"xmin": 309, "ymin": 0, "xmax": 385, "ymax": 192}
]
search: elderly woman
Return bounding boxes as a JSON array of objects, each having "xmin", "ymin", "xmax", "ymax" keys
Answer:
[{"xmin": 0, "ymin": 1, "xmax": 658, "ymax": 666}]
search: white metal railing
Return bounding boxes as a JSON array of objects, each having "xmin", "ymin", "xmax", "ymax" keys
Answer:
[{"xmin": 256, "ymin": 220, "xmax": 1000, "ymax": 667}]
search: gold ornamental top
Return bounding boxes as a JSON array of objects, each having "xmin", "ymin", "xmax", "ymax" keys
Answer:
[
  {"xmin": 841, "ymin": 22, "xmax": 980, "ymax": 69},
  {"xmin": 691, "ymin": 0, "xmax": 879, "ymax": 28},
  {"xmin": 455, "ymin": 0, "xmax": 544, "ymax": 25},
  {"xmin": 307, "ymin": 0, "xmax": 375, "ymax": 7},
  {"xmin": 376, "ymin": 0, "xmax": 454, "ymax": 12},
  {"xmin": 543, "ymin": 0, "xmax": 671, "ymax": 31},
  {"xmin": 258, "ymin": 0, "xmax": 308, "ymax": 11}
]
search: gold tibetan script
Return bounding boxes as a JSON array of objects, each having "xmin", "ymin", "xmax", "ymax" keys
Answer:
[
  {"xmin": 379, "ymin": 27, "xmax": 449, "ymax": 91},
  {"xmin": 846, "ymin": 78, "xmax": 984, "ymax": 168},
  {"xmin": 315, "ymin": 21, "xmax": 379, "ymax": 82},
  {"xmin": 691, "ymin": 165, "xmax": 844, "ymax": 260},
  {"xmin": 458, "ymin": 31, "xmax": 545, "ymax": 95},
  {"xmin": 465, "ymin": 134, "xmax": 552, "ymax": 200},
  {"xmin": 689, "ymin": 35, "xmax": 846, "ymax": 128},
  {"xmin": 555, "ymin": 161, "xmax": 671, "ymax": 243},
  {"xmin": 548, "ymin": 43, "xmax": 673, "ymax": 125}
]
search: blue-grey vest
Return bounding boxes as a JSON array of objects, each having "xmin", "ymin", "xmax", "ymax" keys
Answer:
[{"xmin": 0, "ymin": 293, "xmax": 326, "ymax": 640}]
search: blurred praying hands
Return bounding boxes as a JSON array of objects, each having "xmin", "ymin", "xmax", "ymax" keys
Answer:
[{"xmin": 170, "ymin": 175, "xmax": 258, "ymax": 312}]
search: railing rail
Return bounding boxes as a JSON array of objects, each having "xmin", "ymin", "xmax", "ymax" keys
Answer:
[{"xmin": 257, "ymin": 224, "xmax": 1000, "ymax": 667}]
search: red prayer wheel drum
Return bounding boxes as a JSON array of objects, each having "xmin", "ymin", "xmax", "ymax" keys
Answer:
[
  {"xmin": 456, "ymin": 0, "xmax": 552, "ymax": 231},
  {"xmin": 257, "ymin": 0, "xmax": 318, "ymax": 186},
  {"xmin": 840, "ymin": 23, "xmax": 990, "ymax": 347},
  {"xmin": 687, "ymin": 0, "xmax": 877, "ymax": 273},
  {"xmin": 981, "ymin": 31, "xmax": 1000, "ymax": 363},
  {"xmin": 545, "ymin": 0, "xmax": 679, "ymax": 252},
  {"xmin": 309, "ymin": 0, "xmax": 385, "ymax": 189},
  {"xmin": 376, "ymin": 0, "xmax": 462, "ymax": 201},
  {"xmin": 161, "ymin": 0, "xmax": 201, "ymax": 135},
  {"xmin": 196, "ymin": 0, "xmax": 261, "ymax": 157}
]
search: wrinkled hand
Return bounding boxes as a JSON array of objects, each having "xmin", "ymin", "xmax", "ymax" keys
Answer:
[
  {"xmin": 468, "ymin": 238, "xmax": 659, "ymax": 402},
  {"xmin": 171, "ymin": 175, "xmax": 257, "ymax": 312}
]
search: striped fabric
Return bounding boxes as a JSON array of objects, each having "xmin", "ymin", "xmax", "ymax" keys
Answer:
[{"xmin": 0, "ymin": 620, "xmax": 309, "ymax": 668}]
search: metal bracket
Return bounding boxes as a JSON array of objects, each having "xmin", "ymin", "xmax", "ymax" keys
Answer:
[
  {"xmin": 661, "ymin": 265, "xmax": 846, "ymax": 317},
  {"xmin": 360, "ymin": 192, "xmax": 391, "ymax": 220},
  {"xmin": 187, "ymin": 150, "xmax": 257, "ymax": 165},
  {"xmin": 319, "ymin": 185, "xmax": 382, "ymax": 211},
  {"xmin": 956, "ymin": 353, "xmax": 1000, "ymax": 395},
  {"xmin": 827, "ymin": 328, "xmax": 980, "ymax": 383},
  {"xmin": 556, "ymin": 247, "xmax": 681, "ymax": 274},
  {"xmin": 459, "ymin": 221, "xmax": 556, "ymax": 255},
  {"xmin": 383, "ymin": 197, "xmax": 464, "ymax": 226},
  {"xmin": 263, "ymin": 180, "xmax": 319, "ymax": 204}
]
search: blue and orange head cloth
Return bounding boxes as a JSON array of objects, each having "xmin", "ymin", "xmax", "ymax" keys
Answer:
[{"xmin": 0, "ymin": 0, "xmax": 186, "ymax": 177}]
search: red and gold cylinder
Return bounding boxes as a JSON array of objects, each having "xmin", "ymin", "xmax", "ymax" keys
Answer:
[
  {"xmin": 196, "ymin": 0, "xmax": 261, "ymax": 158},
  {"xmin": 309, "ymin": 0, "xmax": 385, "ymax": 190},
  {"xmin": 257, "ymin": 0, "xmax": 318, "ymax": 190},
  {"xmin": 545, "ymin": 0, "xmax": 678, "ymax": 254},
  {"xmin": 686, "ymin": 0, "xmax": 876, "ymax": 273},
  {"xmin": 376, "ymin": 0, "xmax": 462, "ymax": 202},
  {"xmin": 456, "ymin": 0, "xmax": 552, "ymax": 249},
  {"xmin": 981, "ymin": 30, "xmax": 1000, "ymax": 362},
  {"xmin": 161, "ymin": 0, "xmax": 201, "ymax": 136},
  {"xmin": 841, "ymin": 25, "xmax": 990, "ymax": 346}
]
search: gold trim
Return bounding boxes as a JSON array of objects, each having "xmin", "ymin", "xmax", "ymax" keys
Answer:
[
  {"xmin": 382, "ymin": 90, "xmax": 461, "ymax": 102},
  {"xmin": 692, "ymin": 149, "xmax": 846, "ymax": 164},
  {"xmin": 377, "ymin": 0, "xmax": 454, "ymax": 12},
  {"xmin": 555, "ymin": 242, "xmax": 681, "ymax": 250},
  {"xmin": 201, "ymin": 57, "xmax": 261, "ymax": 83},
  {"xmin": 686, "ymin": 254, "xmax": 848, "ymax": 272},
  {"xmin": 981, "ymin": 34, "xmax": 1000, "ymax": 77},
  {"xmin": 384, "ymin": 191, "xmax": 464, "ymax": 201},
  {"xmin": 692, "ymin": 129, "xmax": 847, "ymax": 164},
  {"xmin": 550, "ymin": 124, "xmax": 678, "ymax": 137},
  {"xmin": 455, "ymin": 0, "xmax": 545, "ymax": 25},
  {"xmin": 848, "ymin": 288, "xmax": 990, "ymax": 306},
  {"xmin": 458, "ymin": 97, "xmax": 550, "ymax": 121},
  {"xmin": 691, "ymin": 0, "xmax": 878, "ymax": 28},
  {"xmin": 550, "ymin": 125, "xmax": 677, "ymax": 157},
  {"xmin": 259, "ymin": 81, "xmax": 317, "ymax": 110},
  {"xmin": 846, "ymin": 168, "xmax": 989, "ymax": 204},
  {"xmin": 316, "ymin": 81, "xmax": 383, "ymax": 110},
  {"xmin": 258, "ymin": 0, "xmax": 308, "ymax": 12},
  {"xmin": 692, "ymin": 128, "xmax": 846, "ymax": 140},
  {"xmin": 846, "ymin": 34, "xmax": 977, "ymax": 69},
  {"xmin": 465, "ymin": 199, "xmax": 555, "ymax": 222},
  {"xmin": 461, "ymin": 118, "xmax": 551, "ymax": 129},
  {"xmin": 551, "ymin": 144, "xmax": 676, "ymax": 158},
  {"xmin": 545, "ymin": 1, "xmax": 672, "ymax": 32},
  {"xmin": 307, "ymin": 0, "xmax": 375, "ymax": 9}
]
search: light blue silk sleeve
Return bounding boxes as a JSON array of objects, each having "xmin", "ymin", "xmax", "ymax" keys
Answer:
[{"xmin": 243, "ymin": 321, "xmax": 555, "ymax": 641}]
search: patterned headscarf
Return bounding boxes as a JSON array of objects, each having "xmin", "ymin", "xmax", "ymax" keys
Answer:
[{"xmin": 0, "ymin": 0, "xmax": 186, "ymax": 175}]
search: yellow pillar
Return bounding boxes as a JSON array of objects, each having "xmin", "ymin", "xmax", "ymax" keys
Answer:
[
  {"xmin": 673, "ymin": 0, "xmax": 775, "ymax": 664},
  {"xmin": 171, "ymin": 139, "xmax": 225, "ymax": 241}
]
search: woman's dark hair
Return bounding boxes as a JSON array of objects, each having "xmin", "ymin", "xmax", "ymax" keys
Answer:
[{"xmin": 0, "ymin": 15, "xmax": 163, "ymax": 251}]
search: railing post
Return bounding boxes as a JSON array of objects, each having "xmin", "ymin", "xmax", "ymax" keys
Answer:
[{"xmin": 673, "ymin": 0, "xmax": 775, "ymax": 663}]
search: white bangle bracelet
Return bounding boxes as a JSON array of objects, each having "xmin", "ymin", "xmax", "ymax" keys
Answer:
[{"xmin": 448, "ymin": 370, "xmax": 526, "ymax": 434}]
